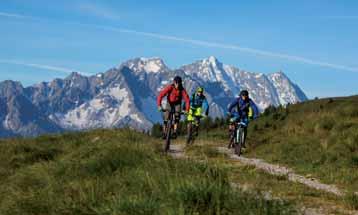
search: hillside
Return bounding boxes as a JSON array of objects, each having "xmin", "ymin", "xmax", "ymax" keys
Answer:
[
  {"xmin": 193, "ymin": 95, "xmax": 357, "ymax": 189},
  {"xmin": 0, "ymin": 129, "xmax": 295, "ymax": 215},
  {"xmin": 182, "ymin": 95, "xmax": 358, "ymax": 212},
  {"xmin": 246, "ymin": 95, "xmax": 358, "ymax": 192},
  {"xmin": 1, "ymin": 96, "xmax": 356, "ymax": 214}
]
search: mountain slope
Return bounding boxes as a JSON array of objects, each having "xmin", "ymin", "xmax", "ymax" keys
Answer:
[
  {"xmin": 180, "ymin": 56, "xmax": 306, "ymax": 110},
  {"xmin": 267, "ymin": 71, "xmax": 308, "ymax": 105},
  {"xmin": 0, "ymin": 81, "xmax": 62, "ymax": 137},
  {"xmin": 0, "ymin": 56, "xmax": 308, "ymax": 137}
]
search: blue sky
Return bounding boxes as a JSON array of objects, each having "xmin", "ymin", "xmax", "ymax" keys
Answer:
[{"xmin": 0, "ymin": 0, "xmax": 357, "ymax": 98}]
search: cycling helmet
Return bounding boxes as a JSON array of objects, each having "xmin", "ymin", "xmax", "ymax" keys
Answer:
[
  {"xmin": 239, "ymin": 90, "xmax": 249, "ymax": 97},
  {"xmin": 196, "ymin": 86, "xmax": 204, "ymax": 93},
  {"xmin": 173, "ymin": 76, "xmax": 182, "ymax": 84}
]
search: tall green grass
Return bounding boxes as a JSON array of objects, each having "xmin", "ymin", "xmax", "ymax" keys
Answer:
[
  {"xmin": 245, "ymin": 96, "xmax": 358, "ymax": 193},
  {"xmin": 0, "ymin": 129, "xmax": 295, "ymax": 214}
]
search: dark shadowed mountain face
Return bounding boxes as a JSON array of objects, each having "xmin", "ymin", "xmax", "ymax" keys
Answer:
[
  {"xmin": 0, "ymin": 57, "xmax": 307, "ymax": 137},
  {"xmin": 0, "ymin": 81, "xmax": 62, "ymax": 137}
]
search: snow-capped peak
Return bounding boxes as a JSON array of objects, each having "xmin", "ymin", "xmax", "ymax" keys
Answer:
[
  {"xmin": 0, "ymin": 56, "xmax": 307, "ymax": 138},
  {"xmin": 124, "ymin": 57, "xmax": 168, "ymax": 73},
  {"xmin": 268, "ymin": 70, "xmax": 288, "ymax": 80},
  {"xmin": 267, "ymin": 70, "xmax": 307, "ymax": 105},
  {"xmin": 201, "ymin": 56, "xmax": 222, "ymax": 68},
  {"xmin": 66, "ymin": 72, "xmax": 83, "ymax": 80},
  {"xmin": 180, "ymin": 56, "xmax": 240, "ymax": 95}
]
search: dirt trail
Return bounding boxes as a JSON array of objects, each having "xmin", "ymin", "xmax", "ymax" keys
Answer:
[
  {"xmin": 167, "ymin": 143, "xmax": 187, "ymax": 159},
  {"xmin": 168, "ymin": 143, "xmax": 357, "ymax": 214},
  {"xmin": 216, "ymin": 147, "xmax": 344, "ymax": 196},
  {"xmin": 168, "ymin": 143, "xmax": 345, "ymax": 197}
]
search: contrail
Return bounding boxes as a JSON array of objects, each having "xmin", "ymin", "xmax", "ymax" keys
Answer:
[
  {"xmin": 91, "ymin": 27, "xmax": 358, "ymax": 73},
  {"xmin": 321, "ymin": 15, "xmax": 358, "ymax": 20},
  {"xmin": 1, "ymin": 11, "xmax": 358, "ymax": 73},
  {"xmin": 0, "ymin": 12, "xmax": 30, "ymax": 19},
  {"xmin": 0, "ymin": 59, "xmax": 91, "ymax": 76}
]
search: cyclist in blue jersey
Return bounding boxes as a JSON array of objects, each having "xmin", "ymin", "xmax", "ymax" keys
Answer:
[{"xmin": 227, "ymin": 90, "xmax": 259, "ymax": 148}]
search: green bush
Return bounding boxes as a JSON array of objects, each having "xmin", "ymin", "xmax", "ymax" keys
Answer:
[{"xmin": 318, "ymin": 117, "xmax": 335, "ymax": 131}]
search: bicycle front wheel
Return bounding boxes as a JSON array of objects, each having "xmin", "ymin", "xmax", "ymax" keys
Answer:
[
  {"xmin": 186, "ymin": 122, "xmax": 193, "ymax": 145},
  {"xmin": 164, "ymin": 120, "xmax": 172, "ymax": 152},
  {"xmin": 235, "ymin": 127, "xmax": 243, "ymax": 156}
]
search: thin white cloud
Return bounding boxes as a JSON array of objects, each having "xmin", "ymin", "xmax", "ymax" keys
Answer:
[
  {"xmin": 90, "ymin": 27, "xmax": 358, "ymax": 72},
  {"xmin": 0, "ymin": 59, "xmax": 91, "ymax": 76},
  {"xmin": 1, "ymin": 11, "xmax": 358, "ymax": 73},
  {"xmin": 321, "ymin": 15, "xmax": 358, "ymax": 20},
  {"xmin": 0, "ymin": 12, "xmax": 29, "ymax": 19},
  {"xmin": 77, "ymin": 2, "xmax": 121, "ymax": 20}
]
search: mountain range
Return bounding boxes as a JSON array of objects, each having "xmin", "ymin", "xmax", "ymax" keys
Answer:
[{"xmin": 0, "ymin": 56, "xmax": 307, "ymax": 137}]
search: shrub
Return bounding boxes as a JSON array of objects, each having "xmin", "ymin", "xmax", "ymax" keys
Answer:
[
  {"xmin": 345, "ymin": 192, "xmax": 358, "ymax": 210},
  {"xmin": 318, "ymin": 117, "xmax": 335, "ymax": 131}
]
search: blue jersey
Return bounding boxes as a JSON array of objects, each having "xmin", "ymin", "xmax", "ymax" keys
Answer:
[
  {"xmin": 190, "ymin": 93, "xmax": 209, "ymax": 115},
  {"xmin": 227, "ymin": 97, "xmax": 259, "ymax": 119}
]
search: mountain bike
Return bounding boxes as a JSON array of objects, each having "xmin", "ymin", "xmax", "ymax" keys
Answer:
[
  {"xmin": 161, "ymin": 107, "xmax": 185, "ymax": 153},
  {"xmin": 186, "ymin": 115, "xmax": 203, "ymax": 145},
  {"xmin": 228, "ymin": 120, "xmax": 247, "ymax": 156}
]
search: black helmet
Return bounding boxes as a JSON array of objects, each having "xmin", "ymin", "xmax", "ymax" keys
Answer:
[
  {"xmin": 239, "ymin": 90, "xmax": 249, "ymax": 97},
  {"xmin": 173, "ymin": 76, "xmax": 182, "ymax": 84}
]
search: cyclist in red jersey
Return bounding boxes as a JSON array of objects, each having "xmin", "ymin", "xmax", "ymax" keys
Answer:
[{"xmin": 157, "ymin": 76, "xmax": 190, "ymax": 138}]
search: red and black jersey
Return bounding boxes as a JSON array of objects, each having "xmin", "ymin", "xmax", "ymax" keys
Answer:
[{"xmin": 157, "ymin": 84, "xmax": 190, "ymax": 111}]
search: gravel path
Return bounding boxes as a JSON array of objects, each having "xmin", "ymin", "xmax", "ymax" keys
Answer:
[
  {"xmin": 167, "ymin": 143, "xmax": 187, "ymax": 159},
  {"xmin": 216, "ymin": 146, "xmax": 344, "ymax": 196},
  {"xmin": 168, "ymin": 143, "xmax": 357, "ymax": 214},
  {"xmin": 168, "ymin": 144, "xmax": 345, "ymax": 196}
]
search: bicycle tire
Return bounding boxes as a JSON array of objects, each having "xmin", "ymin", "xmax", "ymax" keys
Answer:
[
  {"xmin": 235, "ymin": 127, "xmax": 243, "ymax": 156},
  {"xmin": 164, "ymin": 119, "xmax": 172, "ymax": 152},
  {"xmin": 186, "ymin": 122, "xmax": 193, "ymax": 145}
]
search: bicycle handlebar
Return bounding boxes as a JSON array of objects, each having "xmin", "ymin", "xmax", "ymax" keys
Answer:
[
  {"xmin": 237, "ymin": 121, "xmax": 247, "ymax": 126},
  {"xmin": 160, "ymin": 109, "xmax": 187, "ymax": 115}
]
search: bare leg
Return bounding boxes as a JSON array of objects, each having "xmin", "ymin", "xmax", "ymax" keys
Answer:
[
  {"xmin": 172, "ymin": 123, "xmax": 178, "ymax": 138},
  {"xmin": 173, "ymin": 123, "xmax": 178, "ymax": 132}
]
